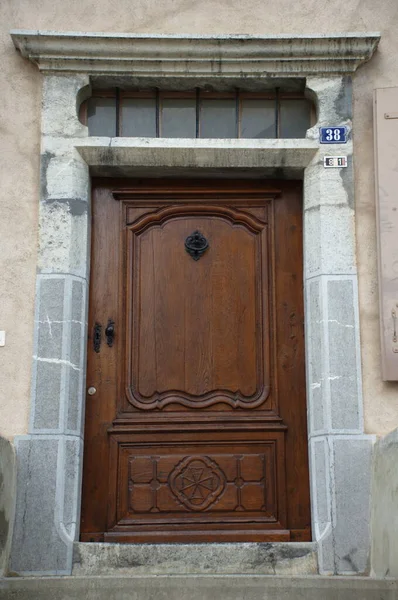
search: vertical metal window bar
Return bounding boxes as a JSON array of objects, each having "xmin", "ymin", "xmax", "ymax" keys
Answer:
[
  {"xmin": 155, "ymin": 89, "xmax": 160, "ymax": 138},
  {"xmin": 116, "ymin": 87, "xmax": 121, "ymax": 137},
  {"xmin": 235, "ymin": 89, "xmax": 240, "ymax": 139},
  {"xmin": 84, "ymin": 88, "xmax": 311, "ymax": 138},
  {"xmin": 195, "ymin": 88, "xmax": 200, "ymax": 138},
  {"xmin": 275, "ymin": 88, "xmax": 280, "ymax": 139}
]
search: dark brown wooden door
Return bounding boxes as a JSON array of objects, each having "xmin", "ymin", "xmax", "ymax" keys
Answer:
[{"xmin": 80, "ymin": 180, "xmax": 311, "ymax": 543}]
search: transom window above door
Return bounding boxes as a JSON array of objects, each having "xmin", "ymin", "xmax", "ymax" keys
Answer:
[{"xmin": 80, "ymin": 90, "xmax": 313, "ymax": 139}]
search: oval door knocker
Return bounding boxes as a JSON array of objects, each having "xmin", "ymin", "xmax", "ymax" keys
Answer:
[{"xmin": 185, "ymin": 230, "xmax": 209, "ymax": 261}]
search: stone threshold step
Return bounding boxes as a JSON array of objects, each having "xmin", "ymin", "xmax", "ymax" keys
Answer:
[
  {"xmin": 72, "ymin": 542, "xmax": 318, "ymax": 576},
  {"xmin": 1, "ymin": 576, "xmax": 397, "ymax": 600}
]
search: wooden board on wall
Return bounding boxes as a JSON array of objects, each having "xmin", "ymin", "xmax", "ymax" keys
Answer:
[{"xmin": 374, "ymin": 88, "xmax": 398, "ymax": 380}]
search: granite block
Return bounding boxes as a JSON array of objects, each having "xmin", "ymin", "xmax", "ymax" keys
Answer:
[
  {"xmin": 10, "ymin": 437, "xmax": 69, "ymax": 574},
  {"xmin": 333, "ymin": 436, "xmax": 374, "ymax": 574}
]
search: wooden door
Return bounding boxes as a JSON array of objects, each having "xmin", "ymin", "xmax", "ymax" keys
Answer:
[{"xmin": 80, "ymin": 180, "xmax": 311, "ymax": 543}]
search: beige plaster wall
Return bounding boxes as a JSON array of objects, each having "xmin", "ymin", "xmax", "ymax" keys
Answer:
[{"xmin": 1, "ymin": 0, "xmax": 398, "ymax": 439}]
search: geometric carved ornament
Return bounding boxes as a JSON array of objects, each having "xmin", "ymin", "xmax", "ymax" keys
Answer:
[{"xmin": 169, "ymin": 456, "xmax": 226, "ymax": 511}]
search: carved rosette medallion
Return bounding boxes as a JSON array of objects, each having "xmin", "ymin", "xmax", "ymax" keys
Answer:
[{"xmin": 169, "ymin": 456, "xmax": 226, "ymax": 511}]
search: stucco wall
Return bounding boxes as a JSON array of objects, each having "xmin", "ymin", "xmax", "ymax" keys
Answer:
[{"xmin": 1, "ymin": 0, "xmax": 398, "ymax": 439}]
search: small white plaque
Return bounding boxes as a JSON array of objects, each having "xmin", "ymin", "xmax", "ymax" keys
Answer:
[
  {"xmin": 324, "ymin": 156, "xmax": 348, "ymax": 168},
  {"xmin": 0, "ymin": 331, "xmax": 5, "ymax": 347}
]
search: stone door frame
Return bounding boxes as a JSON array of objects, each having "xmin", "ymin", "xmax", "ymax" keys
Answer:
[{"xmin": 9, "ymin": 31, "xmax": 380, "ymax": 576}]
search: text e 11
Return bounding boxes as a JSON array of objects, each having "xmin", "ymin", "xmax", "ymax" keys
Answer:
[{"xmin": 319, "ymin": 126, "xmax": 347, "ymax": 144}]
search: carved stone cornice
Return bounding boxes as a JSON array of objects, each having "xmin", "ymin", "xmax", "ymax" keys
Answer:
[{"xmin": 11, "ymin": 30, "xmax": 380, "ymax": 77}]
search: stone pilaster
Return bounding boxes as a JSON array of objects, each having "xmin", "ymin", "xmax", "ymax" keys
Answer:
[
  {"xmin": 10, "ymin": 74, "xmax": 91, "ymax": 575},
  {"xmin": 304, "ymin": 77, "xmax": 375, "ymax": 575}
]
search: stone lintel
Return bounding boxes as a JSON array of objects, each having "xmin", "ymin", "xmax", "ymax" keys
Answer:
[
  {"xmin": 76, "ymin": 139, "xmax": 318, "ymax": 177},
  {"xmin": 11, "ymin": 31, "xmax": 380, "ymax": 77}
]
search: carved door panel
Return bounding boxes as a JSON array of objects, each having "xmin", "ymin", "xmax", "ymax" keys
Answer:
[{"xmin": 81, "ymin": 180, "xmax": 311, "ymax": 543}]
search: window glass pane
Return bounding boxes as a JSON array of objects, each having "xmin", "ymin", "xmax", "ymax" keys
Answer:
[
  {"xmin": 161, "ymin": 98, "xmax": 196, "ymax": 138},
  {"xmin": 121, "ymin": 98, "xmax": 156, "ymax": 137},
  {"xmin": 200, "ymin": 99, "xmax": 236, "ymax": 138},
  {"xmin": 279, "ymin": 99, "xmax": 311, "ymax": 138},
  {"xmin": 87, "ymin": 97, "xmax": 116, "ymax": 136},
  {"xmin": 241, "ymin": 99, "xmax": 276, "ymax": 139}
]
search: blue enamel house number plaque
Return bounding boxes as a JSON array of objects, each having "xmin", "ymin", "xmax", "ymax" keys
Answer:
[{"xmin": 319, "ymin": 126, "xmax": 347, "ymax": 144}]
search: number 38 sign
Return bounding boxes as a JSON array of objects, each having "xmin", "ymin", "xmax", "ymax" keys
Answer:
[{"xmin": 319, "ymin": 126, "xmax": 347, "ymax": 144}]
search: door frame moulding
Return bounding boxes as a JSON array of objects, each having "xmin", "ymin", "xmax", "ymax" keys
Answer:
[{"xmin": 9, "ymin": 30, "xmax": 379, "ymax": 577}]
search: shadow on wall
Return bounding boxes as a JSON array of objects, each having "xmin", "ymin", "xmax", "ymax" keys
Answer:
[
  {"xmin": 371, "ymin": 428, "xmax": 398, "ymax": 578},
  {"xmin": 0, "ymin": 436, "xmax": 16, "ymax": 576}
]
